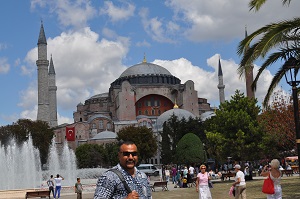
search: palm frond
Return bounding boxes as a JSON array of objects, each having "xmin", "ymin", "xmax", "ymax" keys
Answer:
[{"xmin": 249, "ymin": 0, "xmax": 292, "ymax": 11}]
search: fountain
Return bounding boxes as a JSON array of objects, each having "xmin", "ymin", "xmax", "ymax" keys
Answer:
[
  {"xmin": 0, "ymin": 137, "xmax": 77, "ymax": 190},
  {"xmin": 0, "ymin": 136, "xmax": 108, "ymax": 191},
  {"xmin": 0, "ymin": 137, "xmax": 42, "ymax": 190}
]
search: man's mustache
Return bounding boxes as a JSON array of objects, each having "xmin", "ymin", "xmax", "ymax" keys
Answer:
[{"xmin": 126, "ymin": 160, "xmax": 136, "ymax": 164}]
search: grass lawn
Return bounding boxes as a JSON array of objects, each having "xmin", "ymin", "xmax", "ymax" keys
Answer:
[{"xmin": 152, "ymin": 176, "xmax": 300, "ymax": 199}]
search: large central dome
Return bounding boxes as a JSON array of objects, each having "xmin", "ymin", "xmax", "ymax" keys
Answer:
[
  {"xmin": 120, "ymin": 62, "xmax": 172, "ymax": 78},
  {"xmin": 110, "ymin": 61, "xmax": 181, "ymax": 87}
]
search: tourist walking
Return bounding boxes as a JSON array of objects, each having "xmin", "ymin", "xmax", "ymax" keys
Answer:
[
  {"xmin": 196, "ymin": 164, "xmax": 212, "ymax": 199},
  {"xmin": 260, "ymin": 159, "xmax": 282, "ymax": 199},
  {"xmin": 172, "ymin": 166, "xmax": 177, "ymax": 184},
  {"xmin": 47, "ymin": 175, "xmax": 55, "ymax": 198},
  {"xmin": 94, "ymin": 140, "xmax": 152, "ymax": 199},
  {"xmin": 54, "ymin": 174, "xmax": 64, "ymax": 199},
  {"xmin": 75, "ymin": 178, "xmax": 83, "ymax": 199},
  {"xmin": 232, "ymin": 164, "xmax": 246, "ymax": 199},
  {"xmin": 165, "ymin": 167, "xmax": 170, "ymax": 183}
]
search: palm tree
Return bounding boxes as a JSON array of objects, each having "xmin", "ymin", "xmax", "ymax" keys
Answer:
[
  {"xmin": 237, "ymin": 1, "xmax": 300, "ymax": 107},
  {"xmin": 248, "ymin": 0, "xmax": 291, "ymax": 11}
]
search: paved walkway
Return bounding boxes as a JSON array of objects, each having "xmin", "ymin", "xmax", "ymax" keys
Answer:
[{"xmin": 0, "ymin": 175, "xmax": 268, "ymax": 199}]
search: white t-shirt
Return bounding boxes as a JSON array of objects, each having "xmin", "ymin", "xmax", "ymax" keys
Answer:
[
  {"xmin": 235, "ymin": 171, "xmax": 246, "ymax": 186},
  {"xmin": 54, "ymin": 177, "xmax": 63, "ymax": 186},
  {"xmin": 189, "ymin": 167, "xmax": 195, "ymax": 174}
]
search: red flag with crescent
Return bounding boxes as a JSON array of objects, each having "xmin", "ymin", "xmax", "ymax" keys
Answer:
[{"xmin": 66, "ymin": 126, "xmax": 75, "ymax": 141}]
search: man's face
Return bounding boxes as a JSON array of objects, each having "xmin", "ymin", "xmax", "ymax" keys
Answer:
[{"xmin": 118, "ymin": 144, "xmax": 138, "ymax": 170}]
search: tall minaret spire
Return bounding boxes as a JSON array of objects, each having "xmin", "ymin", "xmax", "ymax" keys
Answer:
[
  {"xmin": 48, "ymin": 55, "xmax": 58, "ymax": 127},
  {"xmin": 244, "ymin": 26, "xmax": 255, "ymax": 99},
  {"xmin": 36, "ymin": 21, "xmax": 50, "ymax": 123},
  {"xmin": 217, "ymin": 56, "xmax": 225, "ymax": 104}
]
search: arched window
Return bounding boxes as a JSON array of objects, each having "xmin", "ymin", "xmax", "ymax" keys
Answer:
[{"xmin": 99, "ymin": 121, "xmax": 104, "ymax": 129}]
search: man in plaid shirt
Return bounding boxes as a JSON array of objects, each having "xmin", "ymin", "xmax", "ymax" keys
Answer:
[{"xmin": 94, "ymin": 141, "xmax": 152, "ymax": 199}]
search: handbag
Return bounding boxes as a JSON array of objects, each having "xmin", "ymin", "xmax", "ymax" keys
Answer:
[{"xmin": 262, "ymin": 173, "xmax": 275, "ymax": 194}]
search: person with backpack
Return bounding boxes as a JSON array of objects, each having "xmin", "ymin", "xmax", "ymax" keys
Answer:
[{"xmin": 94, "ymin": 140, "xmax": 152, "ymax": 199}]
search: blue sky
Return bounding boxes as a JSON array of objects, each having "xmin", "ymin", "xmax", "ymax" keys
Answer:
[{"xmin": 0, "ymin": 0, "xmax": 299, "ymax": 126}]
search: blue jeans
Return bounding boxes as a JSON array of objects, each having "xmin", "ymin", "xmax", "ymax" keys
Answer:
[
  {"xmin": 54, "ymin": 186, "xmax": 61, "ymax": 198},
  {"xmin": 172, "ymin": 176, "xmax": 176, "ymax": 184}
]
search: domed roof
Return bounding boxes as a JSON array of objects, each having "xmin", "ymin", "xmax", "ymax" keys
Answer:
[
  {"xmin": 92, "ymin": 130, "xmax": 117, "ymax": 140},
  {"xmin": 156, "ymin": 108, "xmax": 196, "ymax": 130},
  {"xmin": 119, "ymin": 62, "xmax": 172, "ymax": 78},
  {"xmin": 200, "ymin": 111, "xmax": 216, "ymax": 121},
  {"xmin": 89, "ymin": 93, "xmax": 109, "ymax": 100}
]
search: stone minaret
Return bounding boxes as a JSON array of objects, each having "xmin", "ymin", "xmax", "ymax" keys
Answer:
[
  {"xmin": 244, "ymin": 27, "xmax": 255, "ymax": 99},
  {"xmin": 217, "ymin": 57, "xmax": 225, "ymax": 104},
  {"xmin": 48, "ymin": 55, "xmax": 58, "ymax": 127},
  {"xmin": 36, "ymin": 22, "xmax": 50, "ymax": 123}
]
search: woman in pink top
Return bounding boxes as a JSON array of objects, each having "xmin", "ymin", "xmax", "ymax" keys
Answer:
[{"xmin": 196, "ymin": 165, "xmax": 212, "ymax": 199}]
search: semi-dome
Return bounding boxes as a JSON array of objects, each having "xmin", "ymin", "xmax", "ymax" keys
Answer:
[
  {"xmin": 156, "ymin": 108, "xmax": 196, "ymax": 130},
  {"xmin": 91, "ymin": 130, "xmax": 117, "ymax": 140},
  {"xmin": 120, "ymin": 62, "xmax": 172, "ymax": 78}
]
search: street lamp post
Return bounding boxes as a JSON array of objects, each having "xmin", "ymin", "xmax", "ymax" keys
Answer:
[{"xmin": 284, "ymin": 57, "xmax": 300, "ymax": 171}]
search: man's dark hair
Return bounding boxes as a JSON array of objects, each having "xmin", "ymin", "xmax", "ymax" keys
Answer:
[
  {"xmin": 118, "ymin": 140, "xmax": 135, "ymax": 151},
  {"xmin": 50, "ymin": 175, "xmax": 53, "ymax": 178}
]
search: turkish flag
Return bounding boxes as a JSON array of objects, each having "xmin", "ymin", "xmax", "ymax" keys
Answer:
[{"xmin": 66, "ymin": 127, "xmax": 75, "ymax": 141}]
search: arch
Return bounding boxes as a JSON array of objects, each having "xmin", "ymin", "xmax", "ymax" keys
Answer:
[{"xmin": 135, "ymin": 94, "xmax": 173, "ymax": 117}]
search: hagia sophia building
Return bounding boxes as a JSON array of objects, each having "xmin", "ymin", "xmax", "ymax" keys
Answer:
[{"xmin": 35, "ymin": 23, "xmax": 253, "ymax": 165}]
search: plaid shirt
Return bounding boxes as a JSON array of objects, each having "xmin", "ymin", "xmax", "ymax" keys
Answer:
[{"xmin": 94, "ymin": 164, "xmax": 152, "ymax": 199}]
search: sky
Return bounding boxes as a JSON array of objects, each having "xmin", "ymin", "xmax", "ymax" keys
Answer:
[{"xmin": 0, "ymin": 0, "xmax": 299, "ymax": 126}]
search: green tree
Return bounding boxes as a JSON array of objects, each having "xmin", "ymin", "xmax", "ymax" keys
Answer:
[
  {"xmin": 0, "ymin": 119, "xmax": 53, "ymax": 165},
  {"xmin": 237, "ymin": 0, "xmax": 299, "ymax": 106},
  {"xmin": 175, "ymin": 133, "xmax": 206, "ymax": 165},
  {"xmin": 258, "ymin": 90, "xmax": 297, "ymax": 157},
  {"xmin": 102, "ymin": 142, "xmax": 119, "ymax": 167},
  {"xmin": 117, "ymin": 126, "xmax": 157, "ymax": 163},
  {"xmin": 204, "ymin": 90, "xmax": 264, "ymax": 162},
  {"xmin": 75, "ymin": 143, "xmax": 105, "ymax": 168},
  {"xmin": 161, "ymin": 115, "xmax": 205, "ymax": 164}
]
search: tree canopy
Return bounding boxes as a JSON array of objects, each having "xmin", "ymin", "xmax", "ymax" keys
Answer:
[
  {"xmin": 0, "ymin": 119, "xmax": 54, "ymax": 165},
  {"xmin": 160, "ymin": 115, "xmax": 205, "ymax": 164},
  {"xmin": 117, "ymin": 126, "xmax": 158, "ymax": 163},
  {"xmin": 204, "ymin": 90, "xmax": 264, "ymax": 162},
  {"xmin": 238, "ymin": 0, "xmax": 299, "ymax": 107},
  {"xmin": 175, "ymin": 133, "xmax": 206, "ymax": 165}
]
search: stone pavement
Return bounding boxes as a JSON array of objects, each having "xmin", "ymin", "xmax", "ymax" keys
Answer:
[{"xmin": 0, "ymin": 176, "xmax": 267, "ymax": 199}]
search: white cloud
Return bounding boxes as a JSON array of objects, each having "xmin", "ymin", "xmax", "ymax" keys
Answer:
[
  {"xmin": 31, "ymin": 0, "xmax": 97, "ymax": 28},
  {"xmin": 0, "ymin": 58, "xmax": 10, "ymax": 74},
  {"xmin": 139, "ymin": 7, "xmax": 177, "ymax": 43},
  {"xmin": 154, "ymin": 54, "xmax": 275, "ymax": 107},
  {"xmin": 164, "ymin": 0, "xmax": 300, "ymax": 42},
  {"xmin": 23, "ymin": 27, "xmax": 129, "ymax": 124},
  {"xmin": 100, "ymin": 1, "xmax": 135, "ymax": 22}
]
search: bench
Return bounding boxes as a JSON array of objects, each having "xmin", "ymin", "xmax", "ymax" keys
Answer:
[
  {"xmin": 25, "ymin": 190, "xmax": 50, "ymax": 199},
  {"xmin": 150, "ymin": 181, "xmax": 168, "ymax": 192},
  {"xmin": 189, "ymin": 177, "xmax": 197, "ymax": 187},
  {"xmin": 281, "ymin": 170, "xmax": 293, "ymax": 177},
  {"xmin": 221, "ymin": 172, "xmax": 235, "ymax": 181}
]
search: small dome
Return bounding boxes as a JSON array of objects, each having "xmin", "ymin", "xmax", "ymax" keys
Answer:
[
  {"xmin": 92, "ymin": 130, "xmax": 117, "ymax": 140},
  {"xmin": 200, "ymin": 111, "xmax": 216, "ymax": 121},
  {"xmin": 156, "ymin": 108, "xmax": 196, "ymax": 130},
  {"xmin": 77, "ymin": 102, "xmax": 83, "ymax": 106},
  {"xmin": 120, "ymin": 62, "xmax": 172, "ymax": 78},
  {"xmin": 89, "ymin": 93, "xmax": 109, "ymax": 100}
]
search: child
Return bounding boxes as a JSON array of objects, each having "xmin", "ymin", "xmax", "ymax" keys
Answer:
[{"xmin": 75, "ymin": 178, "xmax": 83, "ymax": 199}]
